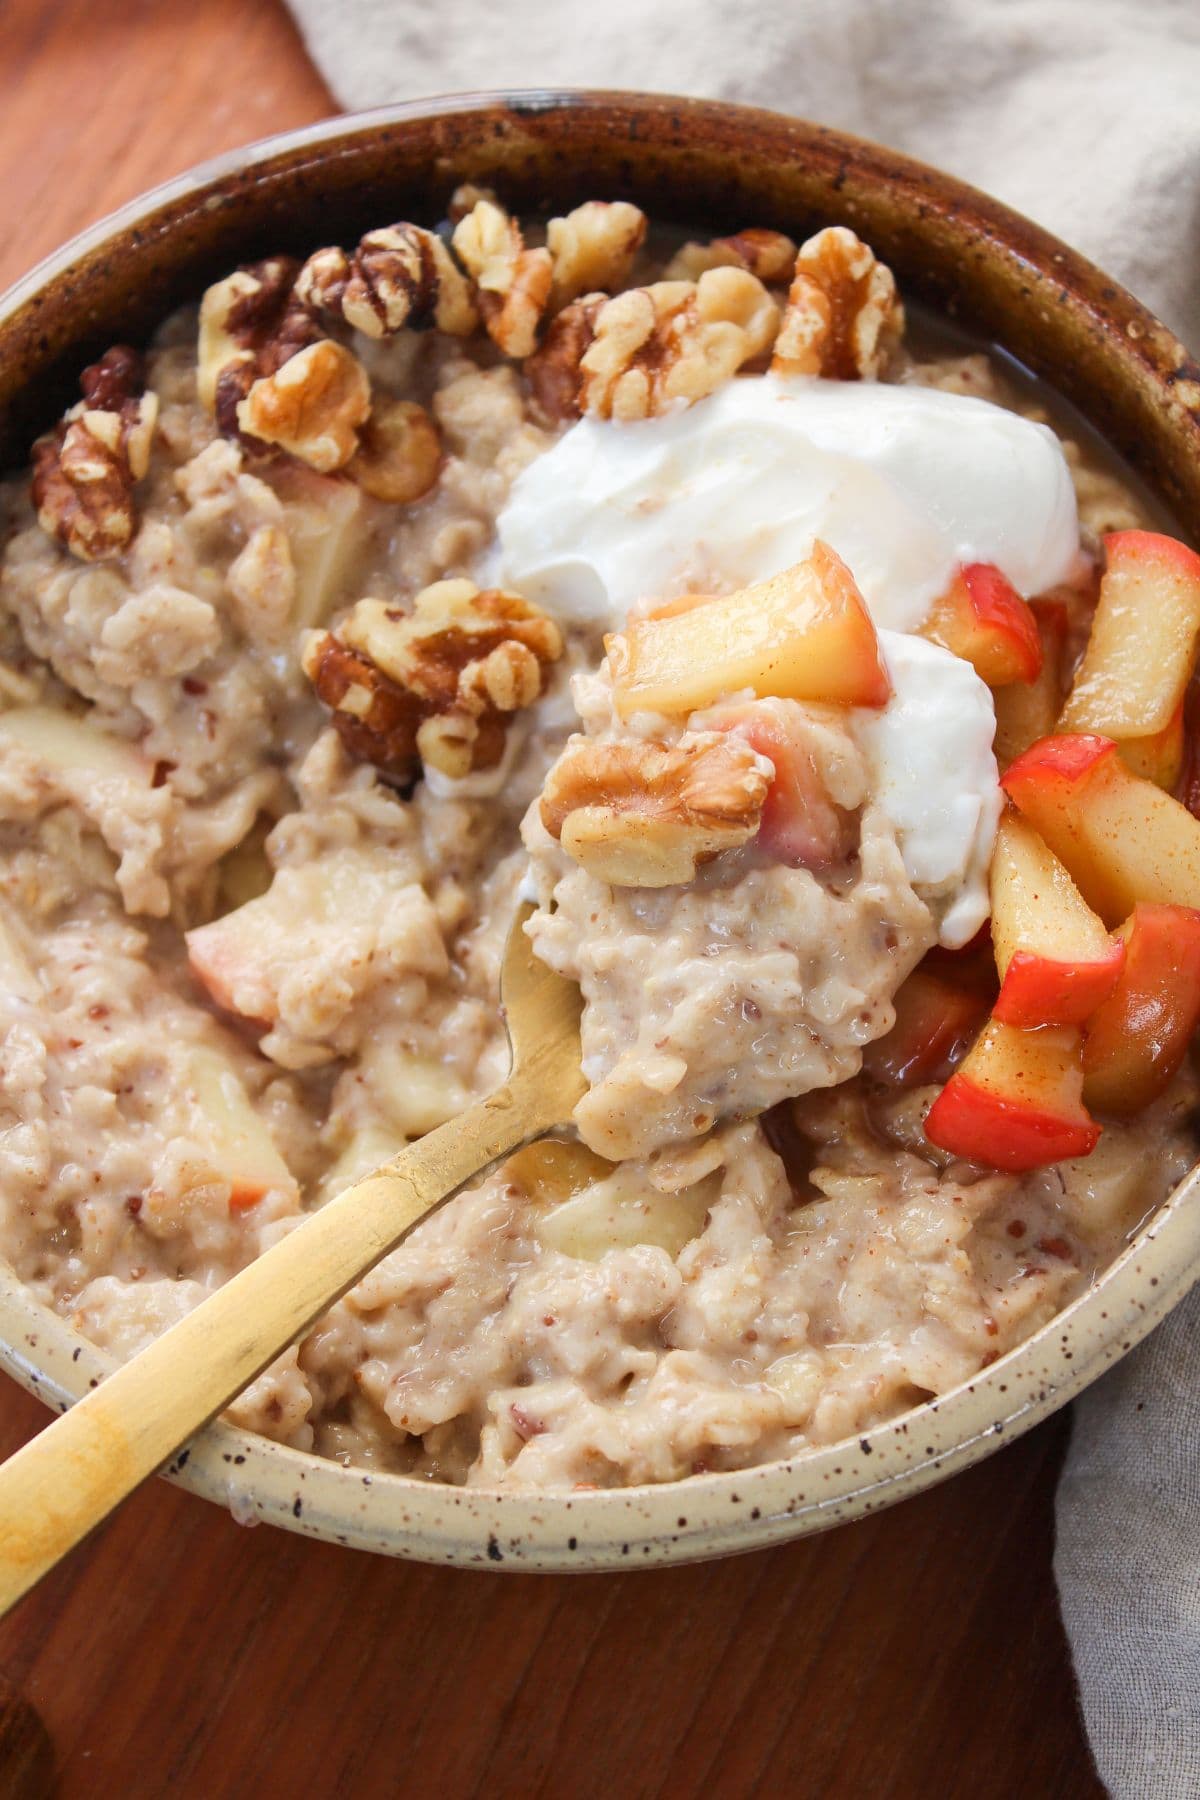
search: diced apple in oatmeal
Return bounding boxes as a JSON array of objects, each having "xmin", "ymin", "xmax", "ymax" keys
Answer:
[
  {"xmin": 989, "ymin": 811, "xmax": 1124, "ymax": 1028},
  {"xmin": 1082, "ymin": 904, "xmax": 1200, "ymax": 1116},
  {"xmin": 187, "ymin": 846, "xmax": 449, "ymax": 1067},
  {"xmin": 1001, "ymin": 732, "xmax": 1200, "ymax": 925},
  {"xmin": 507, "ymin": 1126, "xmax": 713, "ymax": 1267},
  {"xmin": 703, "ymin": 698, "xmax": 854, "ymax": 868},
  {"xmin": 1059, "ymin": 531, "xmax": 1200, "ymax": 745},
  {"xmin": 1114, "ymin": 700, "xmax": 1185, "ymax": 791},
  {"xmin": 533, "ymin": 1159, "xmax": 716, "ymax": 1261},
  {"xmin": 920, "ymin": 562, "xmax": 1042, "ymax": 688},
  {"xmin": 0, "ymin": 704, "xmax": 153, "ymax": 785},
  {"xmin": 992, "ymin": 598, "xmax": 1069, "ymax": 771},
  {"xmin": 0, "ymin": 705, "xmax": 174, "ymax": 915},
  {"xmin": 607, "ymin": 541, "xmax": 891, "ymax": 719},
  {"xmin": 923, "ymin": 1015, "xmax": 1100, "ymax": 1172},
  {"xmin": 179, "ymin": 1045, "xmax": 298, "ymax": 1212},
  {"xmin": 271, "ymin": 465, "xmax": 377, "ymax": 630},
  {"xmin": 862, "ymin": 966, "xmax": 989, "ymax": 1086}
]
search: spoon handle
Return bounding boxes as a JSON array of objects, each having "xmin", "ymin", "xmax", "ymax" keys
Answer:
[{"xmin": 0, "ymin": 1065, "xmax": 558, "ymax": 1617}]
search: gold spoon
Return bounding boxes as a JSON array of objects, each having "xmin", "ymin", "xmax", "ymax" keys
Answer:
[{"xmin": 0, "ymin": 902, "xmax": 584, "ymax": 1617}]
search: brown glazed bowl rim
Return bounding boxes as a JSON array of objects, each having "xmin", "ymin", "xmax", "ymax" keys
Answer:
[{"xmin": 1, "ymin": 91, "xmax": 1199, "ymax": 1572}]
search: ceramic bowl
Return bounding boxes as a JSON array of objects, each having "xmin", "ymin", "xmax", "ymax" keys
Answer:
[{"xmin": 2, "ymin": 91, "xmax": 1200, "ymax": 1572}]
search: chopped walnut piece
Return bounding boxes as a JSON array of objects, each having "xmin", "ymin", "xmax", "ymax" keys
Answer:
[
  {"xmin": 295, "ymin": 225, "xmax": 477, "ymax": 339},
  {"xmin": 303, "ymin": 579, "xmax": 563, "ymax": 781},
  {"xmin": 236, "ymin": 340, "xmax": 372, "ymax": 474},
  {"xmin": 546, "ymin": 201, "xmax": 647, "ymax": 311},
  {"xmin": 540, "ymin": 732, "xmax": 771, "ymax": 887},
  {"xmin": 197, "ymin": 257, "xmax": 321, "ymax": 436},
  {"xmin": 664, "ymin": 228, "xmax": 798, "ymax": 284},
  {"xmin": 451, "ymin": 200, "xmax": 553, "ymax": 359},
  {"xmin": 31, "ymin": 346, "xmax": 159, "ymax": 562},
  {"xmin": 579, "ymin": 268, "xmax": 779, "ymax": 421},
  {"xmin": 347, "ymin": 398, "xmax": 442, "ymax": 504},
  {"xmin": 772, "ymin": 226, "xmax": 904, "ymax": 379}
]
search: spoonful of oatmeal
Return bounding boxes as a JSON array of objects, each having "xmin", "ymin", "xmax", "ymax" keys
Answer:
[{"xmin": 0, "ymin": 903, "xmax": 584, "ymax": 1617}]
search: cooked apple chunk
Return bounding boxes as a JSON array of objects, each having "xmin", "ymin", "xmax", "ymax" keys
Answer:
[
  {"xmin": 533, "ymin": 1159, "xmax": 713, "ymax": 1261},
  {"xmin": 862, "ymin": 967, "xmax": 989, "ymax": 1086},
  {"xmin": 1112, "ymin": 699, "xmax": 1185, "ymax": 790},
  {"xmin": 703, "ymin": 699, "xmax": 854, "ymax": 869},
  {"xmin": 0, "ymin": 704, "xmax": 153, "ymax": 785},
  {"xmin": 923, "ymin": 1017, "xmax": 1100, "ymax": 1171},
  {"xmin": 187, "ymin": 847, "xmax": 448, "ymax": 1064},
  {"xmin": 1082, "ymin": 904, "xmax": 1200, "ymax": 1115},
  {"xmin": 271, "ymin": 464, "xmax": 376, "ymax": 630},
  {"xmin": 1059, "ymin": 530, "xmax": 1200, "ymax": 739},
  {"xmin": 179, "ymin": 1045, "xmax": 298, "ymax": 1212},
  {"xmin": 607, "ymin": 542, "xmax": 891, "ymax": 720},
  {"xmin": 990, "ymin": 812, "xmax": 1124, "ymax": 1028},
  {"xmin": 920, "ymin": 562, "xmax": 1042, "ymax": 688},
  {"xmin": 1001, "ymin": 733, "xmax": 1200, "ymax": 925},
  {"xmin": 992, "ymin": 598, "xmax": 1069, "ymax": 771}
]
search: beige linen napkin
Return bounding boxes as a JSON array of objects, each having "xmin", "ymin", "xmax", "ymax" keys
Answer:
[{"xmin": 287, "ymin": 2, "xmax": 1200, "ymax": 1791}]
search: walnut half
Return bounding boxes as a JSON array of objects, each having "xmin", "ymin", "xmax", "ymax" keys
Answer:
[
  {"xmin": 664, "ymin": 228, "xmax": 798, "ymax": 284},
  {"xmin": 772, "ymin": 227, "xmax": 904, "ymax": 379},
  {"xmin": 527, "ymin": 268, "xmax": 779, "ymax": 424},
  {"xmin": 295, "ymin": 225, "xmax": 478, "ymax": 339},
  {"xmin": 197, "ymin": 257, "xmax": 321, "ymax": 435},
  {"xmin": 451, "ymin": 200, "xmax": 553, "ymax": 359},
  {"xmin": 236, "ymin": 340, "xmax": 371, "ymax": 474},
  {"xmin": 31, "ymin": 346, "xmax": 159, "ymax": 562},
  {"xmin": 303, "ymin": 579, "xmax": 563, "ymax": 782},
  {"xmin": 539, "ymin": 732, "xmax": 771, "ymax": 887},
  {"xmin": 546, "ymin": 200, "xmax": 647, "ymax": 311}
]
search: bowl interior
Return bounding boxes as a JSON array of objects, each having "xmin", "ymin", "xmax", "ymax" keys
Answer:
[{"xmin": 2, "ymin": 90, "xmax": 1200, "ymax": 1569}]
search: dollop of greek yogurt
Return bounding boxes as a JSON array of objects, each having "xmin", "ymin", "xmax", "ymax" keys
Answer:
[
  {"xmin": 497, "ymin": 371, "xmax": 1081, "ymax": 945},
  {"xmin": 497, "ymin": 372, "xmax": 1080, "ymax": 634},
  {"xmin": 863, "ymin": 632, "xmax": 1002, "ymax": 947}
]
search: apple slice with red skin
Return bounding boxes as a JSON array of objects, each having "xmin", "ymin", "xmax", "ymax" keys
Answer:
[
  {"xmin": 993, "ymin": 599, "xmax": 1070, "ymax": 771},
  {"xmin": 923, "ymin": 1017, "xmax": 1100, "ymax": 1171},
  {"xmin": 704, "ymin": 699, "xmax": 851, "ymax": 869},
  {"xmin": 1082, "ymin": 903, "xmax": 1200, "ymax": 1115},
  {"xmin": 1059, "ymin": 530, "xmax": 1200, "ymax": 741},
  {"xmin": 1001, "ymin": 733, "xmax": 1200, "ymax": 925},
  {"xmin": 921, "ymin": 562, "xmax": 1043, "ymax": 687},
  {"xmin": 863, "ymin": 968, "xmax": 990, "ymax": 1086},
  {"xmin": 608, "ymin": 542, "xmax": 891, "ymax": 719},
  {"xmin": 990, "ymin": 811, "xmax": 1124, "ymax": 1027}
]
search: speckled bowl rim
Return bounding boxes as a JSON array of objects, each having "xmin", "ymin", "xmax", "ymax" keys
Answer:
[{"xmin": 1, "ymin": 90, "xmax": 1199, "ymax": 1572}]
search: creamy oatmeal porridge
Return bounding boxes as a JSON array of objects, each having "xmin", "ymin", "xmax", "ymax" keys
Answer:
[{"xmin": 1, "ymin": 196, "xmax": 1199, "ymax": 1489}]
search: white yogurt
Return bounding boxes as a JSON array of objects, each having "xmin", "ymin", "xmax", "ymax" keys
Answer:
[
  {"xmin": 496, "ymin": 373, "xmax": 1080, "ymax": 634},
  {"xmin": 863, "ymin": 633, "xmax": 1001, "ymax": 947},
  {"xmin": 496, "ymin": 370, "xmax": 1079, "ymax": 943}
]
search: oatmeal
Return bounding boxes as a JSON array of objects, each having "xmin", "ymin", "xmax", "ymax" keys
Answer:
[{"xmin": 1, "ymin": 204, "xmax": 1198, "ymax": 1490}]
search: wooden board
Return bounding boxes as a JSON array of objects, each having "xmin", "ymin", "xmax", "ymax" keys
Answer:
[{"xmin": 0, "ymin": 3, "xmax": 1105, "ymax": 1793}]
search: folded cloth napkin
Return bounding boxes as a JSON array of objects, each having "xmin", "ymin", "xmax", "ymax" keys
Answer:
[{"xmin": 287, "ymin": 3, "xmax": 1200, "ymax": 1791}]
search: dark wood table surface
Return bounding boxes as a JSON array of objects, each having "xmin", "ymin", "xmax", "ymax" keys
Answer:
[{"xmin": 0, "ymin": 3, "xmax": 1106, "ymax": 1794}]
